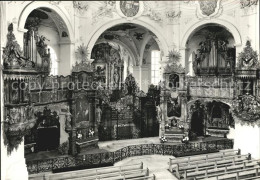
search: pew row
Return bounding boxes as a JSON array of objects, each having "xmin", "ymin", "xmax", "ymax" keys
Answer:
[
  {"xmin": 169, "ymin": 149, "xmax": 240, "ymax": 172},
  {"xmin": 198, "ymin": 166, "xmax": 260, "ymax": 180},
  {"xmin": 184, "ymin": 159, "xmax": 260, "ymax": 180},
  {"xmin": 65, "ymin": 168, "xmax": 150, "ymax": 180},
  {"xmin": 174, "ymin": 154, "xmax": 251, "ymax": 178},
  {"xmin": 48, "ymin": 162, "xmax": 144, "ymax": 180}
]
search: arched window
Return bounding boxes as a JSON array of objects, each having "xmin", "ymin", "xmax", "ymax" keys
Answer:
[
  {"xmin": 48, "ymin": 46, "xmax": 58, "ymax": 76},
  {"xmin": 151, "ymin": 50, "xmax": 160, "ymax": 85}
]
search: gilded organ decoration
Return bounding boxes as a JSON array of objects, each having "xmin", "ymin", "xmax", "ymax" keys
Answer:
[{"xmin": 192, "ymin": 26, "xmax": 235, "ymax": 76}]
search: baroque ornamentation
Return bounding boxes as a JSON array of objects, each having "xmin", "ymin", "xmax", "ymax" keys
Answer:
[
  {"xmin": 120, "ymin": 1, "xmax": 139, "ymax": 17},
  {"xmin": 72, "ymin": 61, "xmax": 94, "ymax": 73},
  {"xmin": 75, "ymin": 44, "xmax": 89, "ymax": 63},
  {"xmin": 231, "ymin": 94, "xmax": 260, "ymax": 126},
  {"xmin": 2, "ymin": 23, "xmax": 35, "ymax": 70},
  {"xmin": 237, "ymin": 40, "xmax": 259, "ymax": 69},
  {"xmin": 165, "ymin": 10, "xmax": 182, "ymax": 22},
  {"xmin": 164, "ymin": 49, "xmax": 184, "ymax": 74},
  {"xmin": 240, "ymin": 0, "xmax": 258, "ymax": 8},
  {"xmin": 73, "ymin": 1, "xmax": 88, "ymax": 12},
  {"xmin": 124, "ymin": 74, "xmax": 138, "ymax": 95},
  {"xmin": 142, "ymin": 2, "xmax": 163, "ymax": 22},
  {"xmin": 3, "ymin": 105, "xmax": 36, "ymax": 154},
  {"xmin": 49, "ymin": 1, "xmax": 61, "ymax": 5},
  {"xmin": 199, "ymin": 0, "xmax": 218, "ymax": 16},
  {"xmin": 92, "ymin": 2, "xmax": 116, "ymax": 25},
  {"xmin": 196, "ymin": 0, "xmax": 222, "ymax": 19}
]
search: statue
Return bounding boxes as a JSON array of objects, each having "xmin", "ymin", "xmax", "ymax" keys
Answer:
[
  {"xmin": 113, "ymin": 68, "xmax": 119, "ymax": 88},
  {"xmin": 96, "ymin": 106, "xmax": 102, "ymax": 123},
  {"xmin": 65, "ymin": 110, "xmax": 72, "ymax": 130},
  {"xmin": 156, "ymin": 105, "xmax": 162, "ymax": 122}
]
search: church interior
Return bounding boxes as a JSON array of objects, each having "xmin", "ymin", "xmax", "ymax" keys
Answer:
[{"xmin": 1, "ymin": 1, "xmax": 260, "ymax": 180}]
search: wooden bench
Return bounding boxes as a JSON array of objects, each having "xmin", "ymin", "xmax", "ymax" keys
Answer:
[
  {"xmin": 174, "ymin": 154, "xmax": 250, "ymax": 178},
  {"xmin": 66, "ymin": 168, "xmax": 150, "ymax": 180},
  {"xmin": 128, "ymin": 174, "xmax": 156, "ymax": 180},
  {"xmin": 197, "ymin": 166, "xmax": 260, "ymax": 180},
  {"xmin": 48, "ymin": 162, "xmax": 143, "ymax": 180},
  {"xmin": 169, "ymin": 149, "xmax": 240, "ymax": 172},
  {"xmin": 184, "ymin": 159, "xmax": 260, "ymax": 180},
  {"xmin": 243, "ymin": 175, "xmax": 260, "ymax": 179}
]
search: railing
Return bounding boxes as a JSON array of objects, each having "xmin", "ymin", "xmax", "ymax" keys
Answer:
[{"xmin": 26, "ymin": 138, "xmax": 233, "ymax": 174}]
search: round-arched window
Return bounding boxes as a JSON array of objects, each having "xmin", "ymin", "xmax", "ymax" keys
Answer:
[{"xmin": 48, "ymin": 46, "xmax": 58, "ymax": 76}]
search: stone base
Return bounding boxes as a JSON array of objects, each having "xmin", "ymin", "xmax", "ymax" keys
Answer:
[
  {"xmin": 206, "ymin": 128, "xmax": 229, "ymax": 138},
  {"xmin": 76, "ymin": 136, "xmax": 99, "ymax": 153},
  {"xmin": 165, "ymin": 133, "xmax": 184, "ymax": 142}
]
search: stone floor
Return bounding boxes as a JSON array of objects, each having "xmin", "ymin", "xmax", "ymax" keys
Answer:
[{"xmin": 115, "ymin": 154, "xmax": 177, "ymax": 180}]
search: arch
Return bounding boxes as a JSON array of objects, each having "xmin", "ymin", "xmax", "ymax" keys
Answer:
[
  {"xmin": 18, "ymin": 1, "xmax": 74, "ymax": 42},
  {"xmin": 139, "ymin": 35, "xmax": 152, "ymax": 66},
  {"xmin": 187, "ymin": 98, "xmax": 232, "ymax": 109},
  {"xmin": 181, "ymin": 19, "xmax": 242, "ymax": 48},
  {"xmin": 87, "ymin": 19, "xmax": 169, "ymax": 59},
  {"xmin": 95, "ymin": 39, "xmax": 138, "ymax": 66}
]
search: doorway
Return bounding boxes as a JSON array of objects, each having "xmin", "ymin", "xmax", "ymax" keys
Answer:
[{"xmin": 191, "ymin": 111, "xmax": 204, "ymax": 136}]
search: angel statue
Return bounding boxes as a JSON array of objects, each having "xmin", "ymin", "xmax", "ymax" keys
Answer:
[{"xmin": 156, "ymin": 105, "xmax": 162, "ymax": 122}]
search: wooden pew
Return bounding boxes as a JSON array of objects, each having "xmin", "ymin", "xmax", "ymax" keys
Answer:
[
  {"xmin": 243, "ymin": 175, "xmax": 260, "ymax": 179},
  {"xmin": 197, "ymin": 166, "xmax": 260, "ymax": 180},
  {"xmin": 174, "ymin": 154, "xmax": 250, "ymax": 178},
  {"xmin": 66, "ymin": 168, "xmax": 149, "ymax": 180},
  {"xmin": 128, "ymin": 174, "xmax": 156, "ymax": 180},
  {"xmin": 169, "ymin": 149, "xmax": 240, "ymax": 172},
  {"xmin": 184, "ymin": 159, "xmax": 260, "ymax": 180},
  {"xmin": 48, "ymin": 162, "xmax": 143, "ymax": 180}
]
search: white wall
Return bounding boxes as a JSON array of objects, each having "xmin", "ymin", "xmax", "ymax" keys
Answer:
[{"xmin": 227, "ymin": 123, "xmax": 260, "ymax": 159}]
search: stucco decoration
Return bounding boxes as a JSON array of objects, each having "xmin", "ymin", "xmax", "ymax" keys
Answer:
[
  {"xmin": 92, "ymin": 1, "xmax": 116, "ymax": 25},
  {"xmin": 73, "ymin": 1, "xmax": 88, "ymax": 15},
  {"xmin": 240, "ymin": 0, "xmax": 258, "ymax": 8},
  {"xmin": 196, "ymin": 0, "xmax": 223, "ymax": 19},
  {"xmin": 49, "ymin": 1, "xmax": 61, "ymax": 5},
  {"xmin": 142, "ymin": 2, "xmax": 163, "ymax": 22},
  {"xmin": 120, "ymin": 1, "xmax": 139, "ymax": 17},
  {"xmin": 165, "ymin": 10, "xmax": 182, "ymax": 24}
]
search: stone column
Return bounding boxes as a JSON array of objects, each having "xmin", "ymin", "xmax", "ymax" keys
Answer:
[
  {"xmin": 140, "ymin": 65, "xmax": 149, "ymax": 93},
  {"xmin": 132, "ymin": 66, "xmax": 141, "ymax": 87},
  {"xmin": 59, "ymin": 40, "xmax": 75, "ymax": 76},
  {"xmin": 5, "ymin": 140, "xmax": 29, "ymax": 180}
]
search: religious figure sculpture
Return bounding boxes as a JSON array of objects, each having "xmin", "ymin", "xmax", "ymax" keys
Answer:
[
  {"xmin": 96, "ymin": 106, "xmax": 102, "ymax": 123},
  {"xmin": 113, "ymin": 68, "xmax": 119, "ymax": 88},
  {"xmin": 156, "ymin": 105, "xmax": 162, "ymax": 122},
  {"xmin": 65, "ymin": 110, "xmax": 72, "ymax": 130}
]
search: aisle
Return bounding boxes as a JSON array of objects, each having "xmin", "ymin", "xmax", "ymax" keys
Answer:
[{"xmin": 115, "ymin": 154, "xmax": 177, "ymax": 180}]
